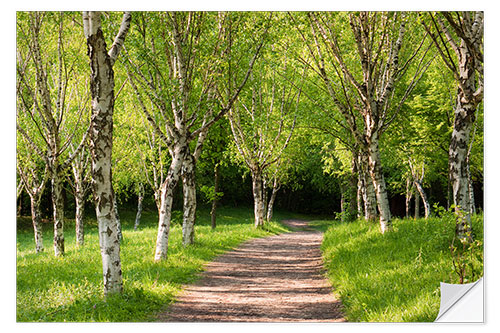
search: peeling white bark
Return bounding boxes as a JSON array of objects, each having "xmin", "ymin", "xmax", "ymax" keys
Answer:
[
  {"xmin": 181, "ymin": 153, "xmax": 197, "ymax": 246},
  {"xmin": 408, "ymin": 160, "xmax": 431, "ymax": 219},
  {"xmin": 154, "ymin": 143, "xmax": 186, "ymax": 261},
  {"xmin": 449, "ymin": 98, "xmax": 474, "ymax": 239},
  {"xmin": 71, "ymin": 148, "xmax": 90, "ymax": 247},
  {"xmin": 405, "ymin": 178, "xmax": 413, "ymax": 219},
  {"xmin": 113, "ymin": 194, "xmax": 122, "ymax": 242},
  {"xmin": 84, "ymin": 11, "xmax": 131, "ymax": 295},
  {"xmin": 30, "ymin": 195, "xmax": 44, "ymax": 253},
  {"xmin": 75, "ymin": 185, "xmax": 85, "ymax": 246},
  {"xmin": 367, "ymin": 138, "xmax": 392, "ymax": 232},
  {"xmin": 51, "ymin": 169, "xmax": 65, "ymax": 256},
  {"xmin": 426, "ymin": 12, "xmax": 483, "ymax": 241},
  {"xmin": 252, "ymin": 170, "xmax": 265, "ymax": 228},
  {"xmin": 266, "ymin": 178, "xmax": 279, "ymax": 222},
  {"xmin": 414, "ymin": 180, "xmax": 430, "ymax": 219},
  {"xmin": 359, "ymin": 154, "xmax": 377, "ymax": 221}
]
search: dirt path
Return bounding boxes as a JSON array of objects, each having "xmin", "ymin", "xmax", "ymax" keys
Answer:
[{"xmin": 157, "ymin": 219, "xmax": 345, "ymax": 322}]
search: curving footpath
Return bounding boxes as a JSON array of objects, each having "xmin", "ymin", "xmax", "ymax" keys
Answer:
[{"xmin": 157, "ymin": 219, "xmax": 345, "ymax": 322}]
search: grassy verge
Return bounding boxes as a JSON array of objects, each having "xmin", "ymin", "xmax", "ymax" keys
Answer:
[
  {"xmin": 16, "ymin": 206, "xmax": 291, "ymax": 322},
  {"xmin": 315, "ymin": 213, "xmax": 484, "ymax": 322}
]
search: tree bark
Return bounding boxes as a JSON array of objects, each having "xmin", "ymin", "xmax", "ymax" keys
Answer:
[
  {"xmin": 134, "ymin": 183, "xmax": 144, "ymax": 231},
  {"xmin": 408, "ymin": 161, "xmax": 431, "ymax": 219},
  {"xmin": 405, "ymin": 178, "xmax": 413, "ymax": 219},
  {"xmin": 51, "ymin": 170, "xmax": 65, "ymax": 256},
  {"xmin": 414, "ymin": 179, "xmax": 430, "ymax": 219},
  {"xmin": 262, "ymin": 178, "xmax": 269, "ymax": 219},
  {"xmin": 113, "ymin": 194, "xmax": 122, "ymax": 242},
  {"xmin": 266, "ymin": 179, "xmax": 279, "ymax": 222},
  {"xmin": 29, "ymin": 195, "xmax": 44, "ymax": 253},
  {"xmin": 154, "ymin": 142, "xmax": 186, "ymax": 261},
  {"xmin": 17, "ymin": 188, "xmax": 23, "ymax": 217},
  {"xmin": 367, "ymin": 138, "xmax": 392, "ymax": 233},
  {"xmin": 424, "ymin": 12, "xmax": 483, "ymax": 241},
  {"xmin": 467, "ymin": 163, "xmax": 476, "ymax": 215},
  {"xmin": 84, "ymin": 11, "xmax": 131, "ymax": 296},
  {"xmin": 210, "ymin": 164, "xmax": 220, "ymax": 230},
  {"xmin": 251, "ymin": 169, "xmax": 265, "ymax": 228},
  {"xmin": 340, "ymin": 181, "xmax": 346, "ymax": 221},
  {"xmin": 356, "ymin": 169, "xmax": 364, "ymax": 219},
  {"xmin": 181, "ymin": 153, "xmax": 197, "ymax": 246},
  {"xmin": 359, "ymin": 154, "xmax": 377, "ymax": 221},
  {"xmin": 348, "ymin": 159, "xmax": 358, "ymax": 221},
  {"xmin": 75, "ymin": 182, "xmax": 85, "ymax": 246},
  {"xmin": 449, "ymin": 96, "xmax": 475, "ymax": 239}
]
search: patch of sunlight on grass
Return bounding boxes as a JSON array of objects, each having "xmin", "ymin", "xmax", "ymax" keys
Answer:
[
  {"xmin": 16, "ymin": 206, "xmax": 294, "ymax": 322},
  {"xmin": 320, "ymin": 214, "xmax": 483, "ymax": 322}
]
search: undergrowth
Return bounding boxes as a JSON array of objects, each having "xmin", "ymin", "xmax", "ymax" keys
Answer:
[{"xmin": 315, "ymin": 213, "xmax": 483, "ymax": 322}]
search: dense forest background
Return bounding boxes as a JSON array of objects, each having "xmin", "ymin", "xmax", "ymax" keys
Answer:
[{"xmin": 15, "ymin": 11, "xmax": 484, "ymax": 218}]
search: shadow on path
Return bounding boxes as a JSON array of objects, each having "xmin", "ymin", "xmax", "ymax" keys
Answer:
[{"xmin": 157, "ymin": 219, "xmax": 345, "ymax": 322}]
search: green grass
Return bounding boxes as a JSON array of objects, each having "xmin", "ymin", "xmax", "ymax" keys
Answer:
[
  {"xmin": 16, "ymin": 206, "xmax": 291, "ymax": 322},
  {"xmin": 316, "ymin": 214, "xmax": 484, "ymax": 322}
]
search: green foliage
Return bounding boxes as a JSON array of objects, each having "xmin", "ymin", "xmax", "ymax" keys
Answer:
[
  {"xmin": 434, "ymin": 205, "xmax": 484, "ymax": 283},
  {"xmin": 319, "ymin": 213, "xmax": 483, "ymax": 322},
  {"xmin": 16, "ymin": 207, "xmax": 290, "ymax": 322},
  {"xmin": 200, "ymin": 185, "xmax": 224, "ymax": 204}
]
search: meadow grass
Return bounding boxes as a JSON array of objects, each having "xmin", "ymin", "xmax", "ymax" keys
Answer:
[
  {"xmin": 313, "ymin": 213, "xmax": 484, "ymax": 322},
  {"xmin": 16, "ymin": 206, "xmax": 291, "ymax": 322}
]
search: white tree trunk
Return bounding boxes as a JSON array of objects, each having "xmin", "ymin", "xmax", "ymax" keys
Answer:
[
  {"xmin": 447, "ymin": 25, "xmax": 482, "ymax": 241},
  {"xmin": 181, "ymin": 153, "xmax": 197, "ymax": 246},
  {"xmin": 405, "ymin": 178, "xmax": 413, "ymax": 219},
  {"xmin": 154, "ymin": 143, "xmax": 186, "ymax": 261},
  {"xmin": 75, "ymin": 182, "xmax": 85, "ymax": 246},
  {"xmin": 251, "ymin": 169, "xmax": 265, "ymax": 228},
  {"xmin": 51, "ymin": 171, "xmax": 65, "ymax": 256},
  {"xmin": 359, "ymin": 154, "xmax": 377, "ymax": 221},
  {"xmin": 113, "ymin": 194, "xmax": 122, "ymax": 242},
  {"xmin": 367, "ymin": 139, "xmax": 392, "ymax": 232},
  {"xmin": 348, "ymin": 163, "xmax": 358, "ymax": 220},
  {"xmin": 262, "ymin": 178, "xmax": 268, "ymax": 219},
  {"xmin": 29, "ymin": 195, "xmax": 44, "ymax": 253},
  {"xmin": 266, "ymin": 180, "xmax": 279, "ymax": 222},
  {"xmin": 84, "ymin": 11, "xmax": 131, "ymax": 296},
  {"xmin": 414, "ymin": 180, "xmax": 430, "ymax": 219},
  {"xmin": 467, "ymin": 160, "xmax": 476, "ymax": 215},
  {"xmin": 449, "ymin": 97, "xmax": 474, "ymax": 239},
  {"xmin": 134, "ymin": 183, "xmax": 144, "ymax": 231},
  {"xmin": 357, "ymin": 170, "xmax": 364, "ymax": 219}
]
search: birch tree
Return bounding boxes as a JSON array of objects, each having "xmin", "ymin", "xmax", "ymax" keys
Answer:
[
  {"xmin": 408, "ymin": 158, "xmax": 431, "ymax": 219},
  {"xmin": 198, "ymin": 121, "xmax": 229, "ymax": 230},
  {"xmin": 293, "ymin": 11, "xmax": 432, "ymax": 232},
  {"xmin": 82, "ymin": 11, "xmax": 131, "ymax": 296},
  {"xmin": 228, "ymin": 61, "xmax": 300, "ymax": 227},
  {"xmin": 17, "ymin": 12, "xmax": 90, "ymax": 256},
  {"xmin": 17, "ymin": 137, "xmax": 49, "ymax": 253},
  {"xmin": 422, "ymin": 11, "xmax": 483, "ymax": 240},
  {"xmin": 264, "ymin": 161, "xmax": 283, "ymax": 222},
  {"xmin": 117, "ymin": 101, "xmax": 170, "ymax": 229},
  {"xmin": 67, "ymin": 142, "xmax": 92, "ymax": 246},
  {"xmin": 126, "ymin": 12, "xmax": 268, "ymax": 260}
]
